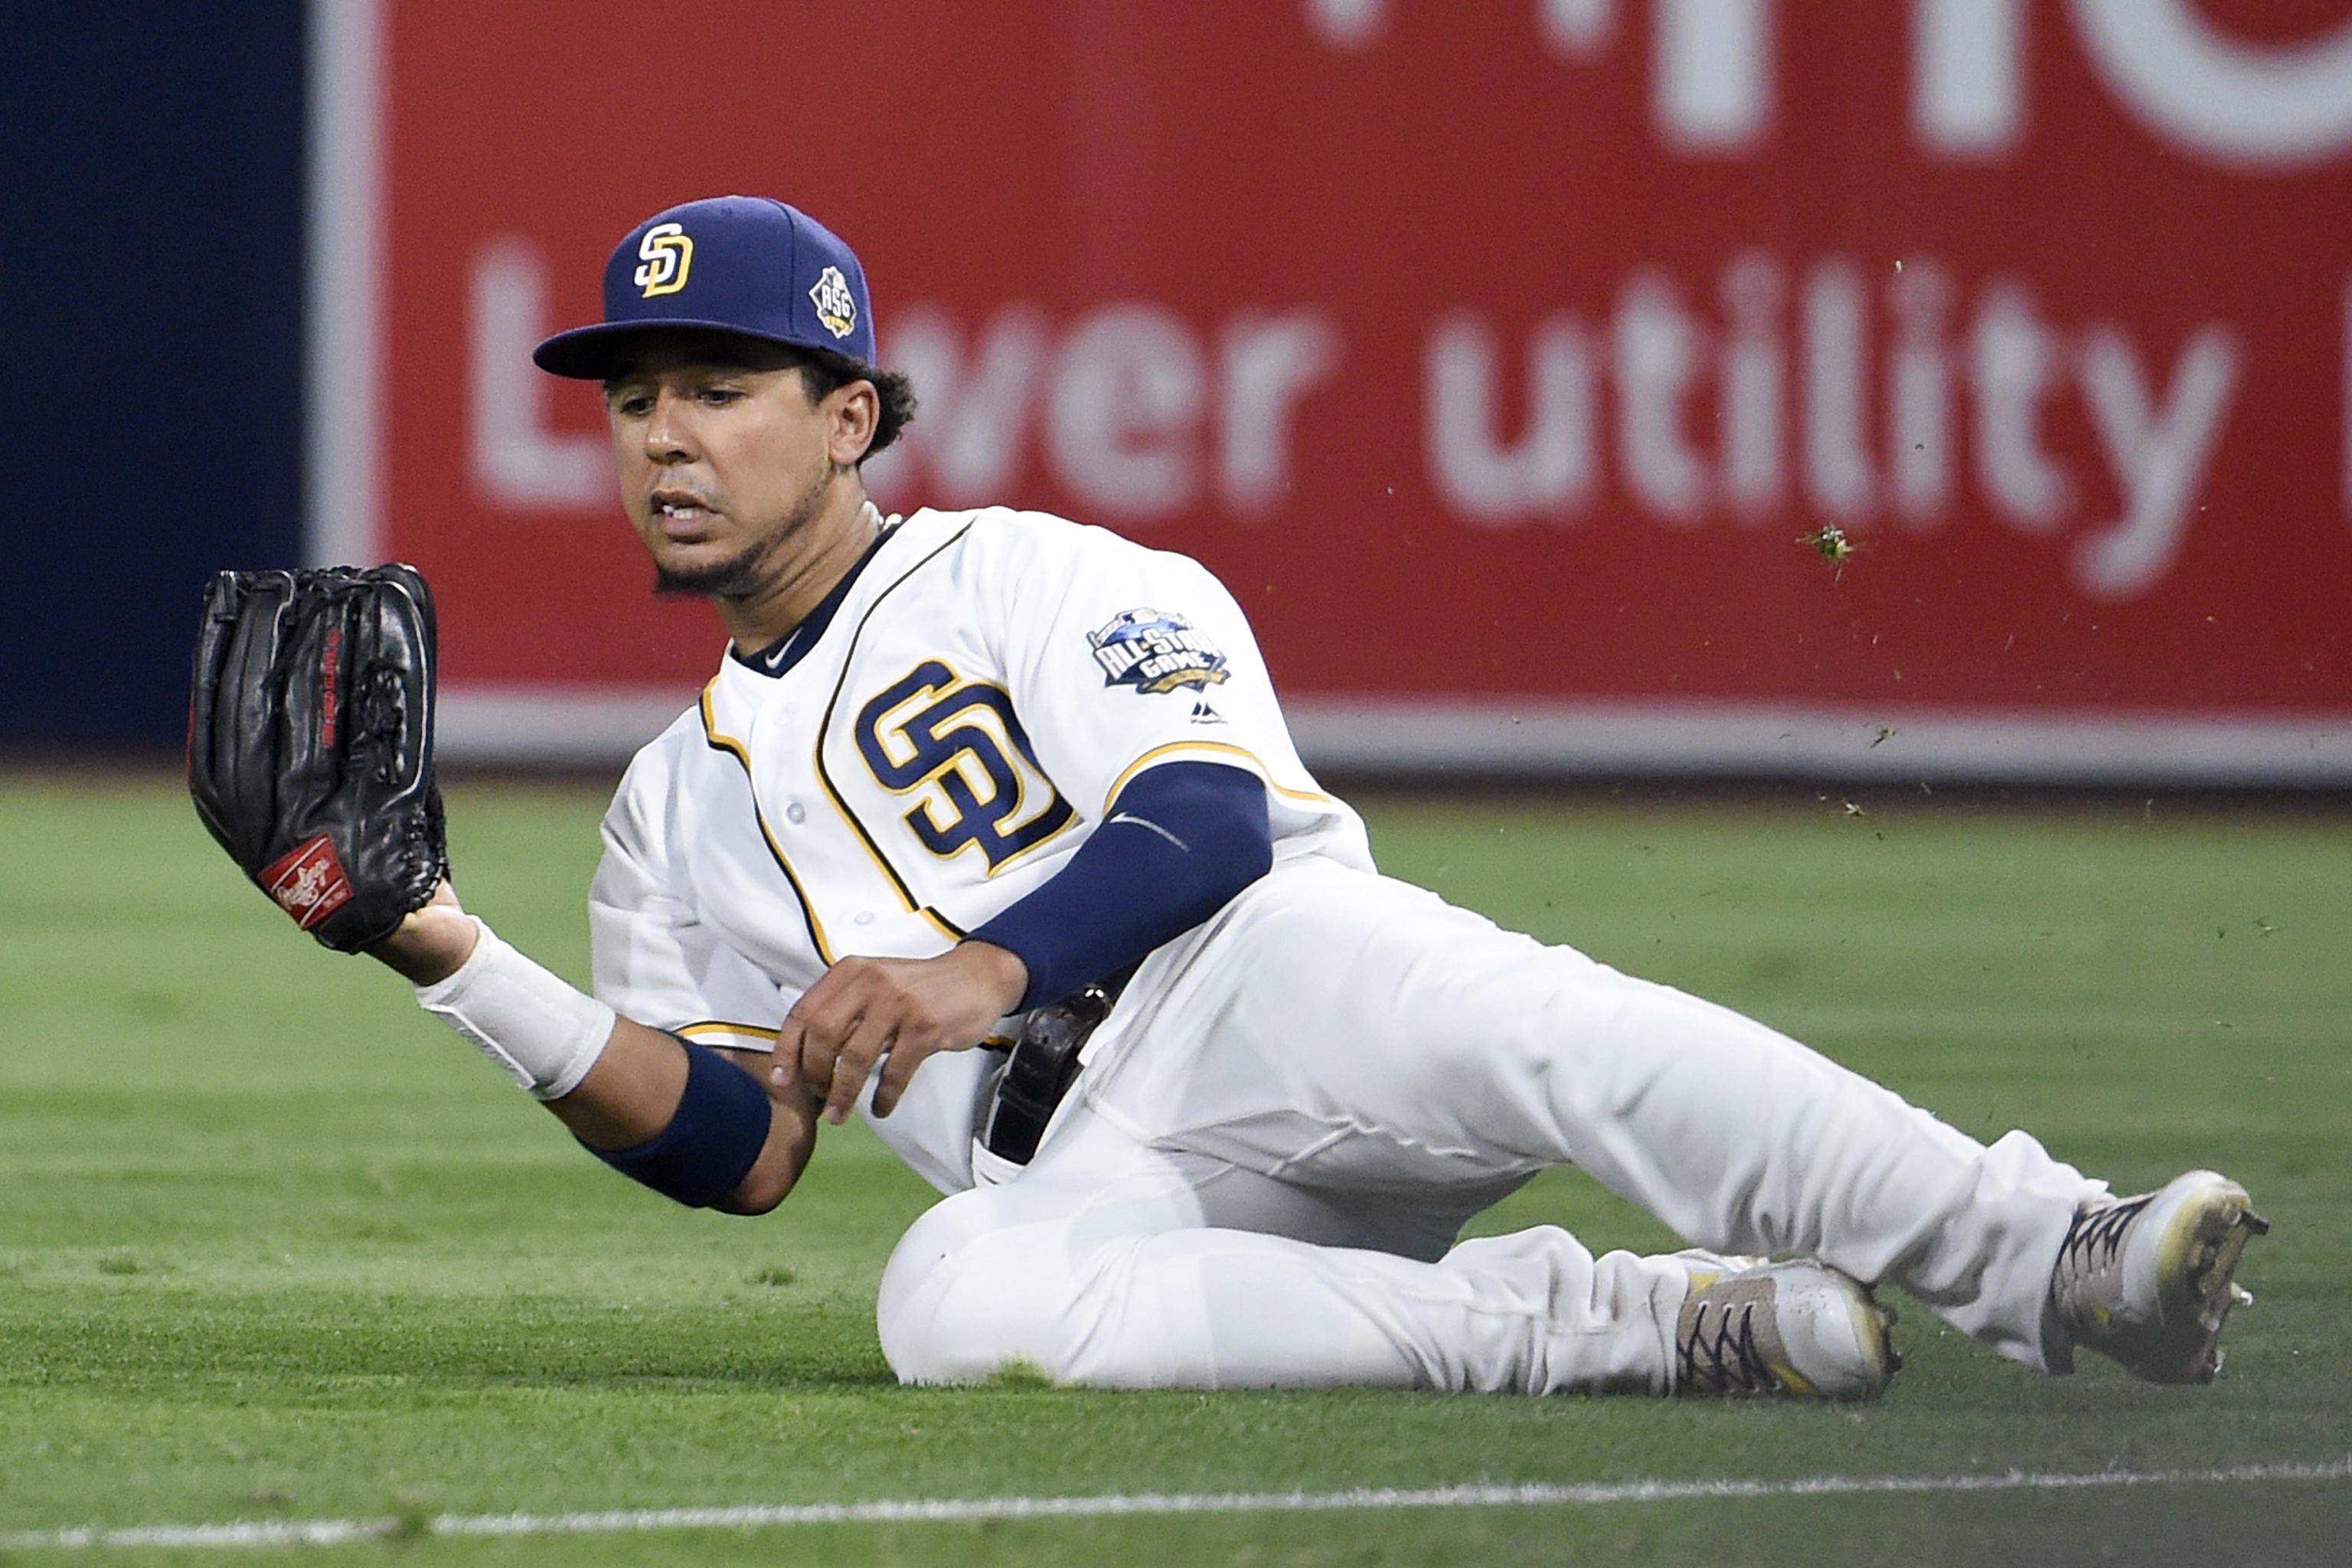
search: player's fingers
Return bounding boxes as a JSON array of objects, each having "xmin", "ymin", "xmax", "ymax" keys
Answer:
[
  {"xmin": 787, "ymin": 959, "xmax": 876, "ymax": 1037},
  {"xmin": 768, "ymin": 1036, "xmax": 804, "ymax": 1095},
  {"xmin": 798, "ymin": 1027, "xmax": 838, "ymax": 1102},
  {"xmin": 869, "ymin": 1033, "xmax": 941, "ymax": 1120},
  {"xmin": 782, "ymin": 969, "xmax": 848, "ymax": 1067},
  {"xmin": 776, "ymin": 1016, "xmax": 824, "ymax": 1098},
  {"xmin": 823, "ymin": 1017, "xmax": 897, "ymax": 1126},
  {"xmin": 792, "ymin": 991, "xmax": 871, "ymax": 1093}
]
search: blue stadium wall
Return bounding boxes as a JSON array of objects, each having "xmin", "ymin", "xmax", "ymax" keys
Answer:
[{"xmin": 0, "ymin": 2, "xmax": 308, "ymax": 751}]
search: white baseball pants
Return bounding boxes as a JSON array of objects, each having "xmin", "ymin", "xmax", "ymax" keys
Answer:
[{"xmin": 877, "ymin": 859, "xmax": 2102, "ymax": 1393}]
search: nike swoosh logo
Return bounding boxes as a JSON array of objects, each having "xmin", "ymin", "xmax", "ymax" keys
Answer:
[{"xmin": 1107, "ymin": 812, "xmax": 1191, "ymax": 853}]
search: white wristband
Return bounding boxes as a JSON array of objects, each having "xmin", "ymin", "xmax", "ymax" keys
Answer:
[{"xmin": 413, "ymin": 917, "xmax": 617, "ymax": 1102}]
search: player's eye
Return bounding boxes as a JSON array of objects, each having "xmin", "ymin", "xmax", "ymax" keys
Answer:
[
  {"xmin": 608, "ymin": 390, "xmax": 654, "ymax": 417},
  {"xmin": 697, "ymin": 385, "xmax": 744, "ymax": 406}
]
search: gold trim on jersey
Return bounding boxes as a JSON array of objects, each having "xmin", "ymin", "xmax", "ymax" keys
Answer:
[
  {"xmin": 1102, "ymin": 740, "xmax": 1335, "ymax": 816},
  {"xmin": 700, "ymin": 681, "xmax": 837, "ymax": 965},
  {"xmin": 675, "ymin": 1021, "xmax": 781, "ymax": 1044},
  {"xmin": 679, "ymin": 1021, "xmax": 1010, "ymax": 1051},
  {"xmin": 811, "ymin": 526, "xmax": 972, "ymax": 929},
  {"xmin": 808, "ymin": 519, "xmax": 1068, "ymax": 908}
]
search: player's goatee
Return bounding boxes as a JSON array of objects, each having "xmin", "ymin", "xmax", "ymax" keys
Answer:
[
  {"xmin": 652, "ymin": 541, "xmax": 775, "ymax": 599},
  {"xmin": 652, "ymin": 468, "xmax": 829, "ymax": 599}
]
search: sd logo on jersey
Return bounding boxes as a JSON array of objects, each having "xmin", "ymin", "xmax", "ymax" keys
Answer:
[
  {"xmin": 1088, "ymin": 608, "xmax": 1230, "ymax": 696},
  {"xmin": 855, "ymin": 662, "xmax": 1074, "ymax": 872}
]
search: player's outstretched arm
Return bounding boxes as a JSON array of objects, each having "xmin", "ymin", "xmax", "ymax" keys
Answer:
[
  {"xmin": 375, "ymin": 883, "xmax": 816, "ymax": 1216},
  {"xmin": 188, "ymin": 566, "xmax": 812, "ymax": 1215}
]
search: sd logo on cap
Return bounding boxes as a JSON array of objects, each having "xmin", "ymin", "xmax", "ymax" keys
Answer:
[{"xmin": 534, "ymin": 195, "xmax": 877, "ymax": 377}]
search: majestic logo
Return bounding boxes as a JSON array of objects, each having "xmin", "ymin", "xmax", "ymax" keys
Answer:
[
  {"xmin": 259, "ymin": 834, "xmax": 354, "ymax": 932},
  {"xmin": 808, "ymin": 265, "xmax": 857, "ymax": 338},
  {"xmin": 1087, "ymin": 608, "xmax": 1230, "ymax": 696},
  {"xmin": 634, "ymin": 222, "xmax": 694, "ymax": 298}
]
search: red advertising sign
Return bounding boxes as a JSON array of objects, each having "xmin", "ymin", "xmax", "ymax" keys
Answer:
[{"xmin": 322, "ymin": 0, "xmax": 2352, "ymax": 779}]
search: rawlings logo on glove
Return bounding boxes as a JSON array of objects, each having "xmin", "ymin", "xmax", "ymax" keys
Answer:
[
  {"xmin": 188, "ymin": 564, "xmax": 448, "ymax": 952},
  {"xmin": 260, "ymin": 835, "xmax": 355, "ymax": 929}
]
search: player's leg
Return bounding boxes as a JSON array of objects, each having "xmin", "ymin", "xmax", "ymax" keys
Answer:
[
  {"xmin": 1083, "ymin": 860, "xmax": 2111, "ymax": 1374},
  {"xmin": 876, "ymin": 1102, "xmax": 1865, "ymax": 1393}
]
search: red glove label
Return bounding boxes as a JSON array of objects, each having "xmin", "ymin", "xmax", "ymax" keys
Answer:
[{"xmin": 260, "ymin": 835, "xmax": 354, "ymax": 932}]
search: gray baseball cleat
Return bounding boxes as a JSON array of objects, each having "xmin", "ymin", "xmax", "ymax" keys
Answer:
[
  {"xmin": 1671, "ymin": 1256, "xmax": 1900, "ymax": 1400},
  {"xmin": 2050, "ymin": 1169, "xmax": 2269, "ymax": 1383}
]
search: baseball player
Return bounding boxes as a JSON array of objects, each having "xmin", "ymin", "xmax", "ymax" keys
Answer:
[{"xmin": 194, "ymin": 195, "xmax": 2265, "ymax": 1400}]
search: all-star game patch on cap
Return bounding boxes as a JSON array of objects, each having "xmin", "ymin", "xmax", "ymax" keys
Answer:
[{"xmin": 532, "ymin": 195, "xmax": 877, "ymax": 379}]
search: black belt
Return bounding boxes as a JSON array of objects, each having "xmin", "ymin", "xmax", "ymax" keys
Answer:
[{"xmin": 978, "ymin": 970, "xmax": 1128, "ymax": 1166}]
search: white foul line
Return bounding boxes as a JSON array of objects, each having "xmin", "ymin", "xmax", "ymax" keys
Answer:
[{"xmin": 5, "ymin": 1459, "xmax": 2347, "ymax": 1552}]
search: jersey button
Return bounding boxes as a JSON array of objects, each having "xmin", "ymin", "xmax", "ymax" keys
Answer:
[
  {"xmin": 854, "ymin": 911, "xmax": 876, "ymax": 926},
  {"xmin": 784, "ymin": 802, "xmax": 808, "ymax": 825}
]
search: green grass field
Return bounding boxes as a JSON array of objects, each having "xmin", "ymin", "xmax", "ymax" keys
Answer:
[{"xmin": 2, "ymin": 773, "xmax": 2347, "ymax": 1565}]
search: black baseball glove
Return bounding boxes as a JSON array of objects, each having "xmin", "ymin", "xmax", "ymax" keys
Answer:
[{"xmin": 188, "ymin": 564, "xmax": 448, "ymax": 952}]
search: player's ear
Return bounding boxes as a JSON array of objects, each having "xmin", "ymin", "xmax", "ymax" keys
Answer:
[{"xmin": 826, "ymin": 379, "xmax": 880, "ymax": 468}]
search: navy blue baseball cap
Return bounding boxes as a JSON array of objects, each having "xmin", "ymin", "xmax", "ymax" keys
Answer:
[{"xmin": 532, "ymin": 195, "xmax": 877, "ymax": 379}]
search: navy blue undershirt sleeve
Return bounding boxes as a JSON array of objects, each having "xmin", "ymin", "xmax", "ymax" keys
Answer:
[
  {"xmin": 581, "ymin": 1037, "xmax": 771, "ymax": 1209},
  {"xmin": 969, "ymin": 761, "xmax": 1272, "ymax": 1011}
]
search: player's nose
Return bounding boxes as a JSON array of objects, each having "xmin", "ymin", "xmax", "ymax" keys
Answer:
[{"xmin": 641, "ymin": 387, "xmax": 701, "ymax": 462}]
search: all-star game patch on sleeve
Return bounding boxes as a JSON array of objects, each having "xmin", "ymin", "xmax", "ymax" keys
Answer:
[
  {"xmin": 975, "ymin": 511, "xmax": 1370, "ymax": 868},
  {"xmin": 1086, "ymin": 607, "xmax": 1232, "ymax": 700}
]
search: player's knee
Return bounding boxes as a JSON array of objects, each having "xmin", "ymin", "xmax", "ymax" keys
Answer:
[{"xmin": 876, "ymin": 1200, "xmax": 1080, "ymax": 1385}]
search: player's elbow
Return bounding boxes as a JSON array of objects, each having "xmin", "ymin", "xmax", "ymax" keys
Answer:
[
  {"xmin": 1227, "ymin": 799, "xmax": 1275, "ymax": 887},
  {"xmin": 714, "ymin": 1110, "xmax": 815, "ymax": 1216},
  {"xmin": 715, "ymin": 1165, "xmax": 793, "ymax": 1216}
]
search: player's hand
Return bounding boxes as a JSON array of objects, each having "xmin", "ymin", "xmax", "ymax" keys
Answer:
[
  {"xmin": 779, "ymin": 942, "xmax": 1029, "ymax": 1124},
  {"xmin": 366, "ymin": 880, "xmax": 478, "ymax": 985}
]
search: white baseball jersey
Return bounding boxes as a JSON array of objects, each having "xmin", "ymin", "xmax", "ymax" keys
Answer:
[
  {"xmin": 590, "ymin": 504, "xmax": 1371, "ymax": 1187},
  {"xmin": 589, "ymin": 502, "xmax": 2099, "ymax": 1397}
]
